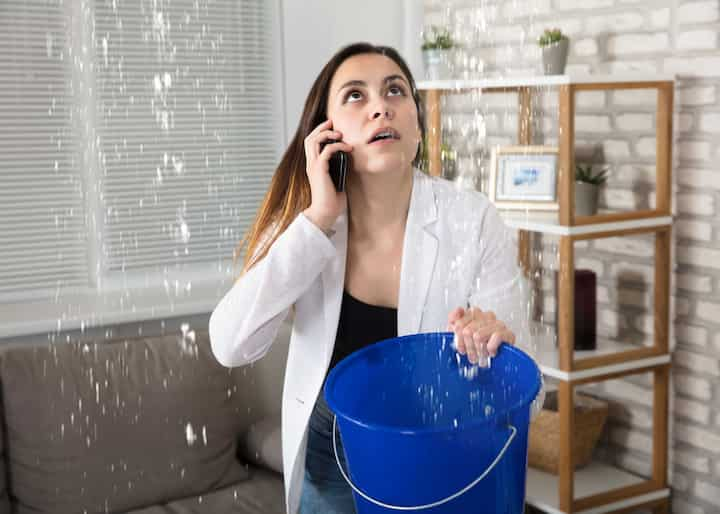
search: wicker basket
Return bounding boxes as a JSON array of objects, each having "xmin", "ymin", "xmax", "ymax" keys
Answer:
[{"xmin": 528, "ymin": 391, "xmax": 609, "ymax": 474}]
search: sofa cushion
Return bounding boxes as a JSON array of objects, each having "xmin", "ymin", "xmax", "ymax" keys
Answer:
[
  {"xmin": 0, "ymin": 395, "xmax": 10, "ymax": 514},
  {"xmin": 126, "ymin": 466, "xmax": 284, "ymax": 514},
  {"xmin": 0, "ymin": 331, "xmax": 250, "ymax": 514},
  {"xmin": 240, "ymin": 415, "xmax": 282, "ymax": 474}
]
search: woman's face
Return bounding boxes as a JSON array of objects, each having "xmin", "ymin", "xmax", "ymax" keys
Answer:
[{"xmin": 326, "ymin": 53, "xmax": 421, "ymax": 177}]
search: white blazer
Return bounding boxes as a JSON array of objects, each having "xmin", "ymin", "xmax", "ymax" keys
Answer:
[{"xmin": 209, "ymin": 169, "xmax": 524, "ymax": 514}]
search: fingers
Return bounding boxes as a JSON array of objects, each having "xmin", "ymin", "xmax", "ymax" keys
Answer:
[
  {"xmin": 447, "ymin": 306, "xmax": 516, "ymax": 366},
  {"xmin": 446, "ymin": 307, "xmax": 465, "ymax": 330},
  {"xmin": 319, "ymin": 140, "xmax": 353, "ymax": 158},
  {"xmin": 305, "ymin": 129, "xmax": 343, "ymax": 158}
]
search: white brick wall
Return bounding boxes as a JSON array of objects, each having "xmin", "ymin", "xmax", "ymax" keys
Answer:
[
  {"xmin": 678, "ymin": 2, "xmax": 720, "ymax": 24},
  {"xmin": 695, "ymin": 480, "xmax": 720, "ymax": 509},
  {"xmin": 674, "ymin": 449, "xmax": 711, "ymax": 473},
  {"xmin": 672, "ymin": 498, "xmax": 705, "ymax": 514},
  {"xmin": 677, "ymin": 193, "xmax": 715, "ymax": 215},
  {"xmin": 675, "ymin": 350, "xmax": 720, "ymax": 376},
  {"xmin": 675, "ymin": 323, "xmax": 709, "ymax": 346},
  {"xmin": 677, "ymin": 30, "xmax": 718, "ymax": 51},
  {"xmin": 676, "ymin": 219, "xmax": 713, "ymax": 241},
  {"xmin": 674, "ymin": 397, "xmax": 711, "ymax": 424},
  {"xmin": 585, "ymin": 12, "xmax": 646, "ymax": 35},
  {"xmin": 664, "ymin": 56, "xmax": 720, "ymax": 77},
  {"xmin": 675, "ymin": 423, "xmax": 720, "ymax": 453},
  {"xmin": 677, "ymin": 168, "xmax": 720, "ymax": 191},
  {"xmin": 699, "ymin": 113, "xmax": 720, "ymax": 133},
  {"xmin": 608, "ymin": 33, "xmax": 670, "ymax": 55},
  {"xmin": 674, "ymin": 374, "xmax": 712, "ymax": 400},
  {"xmin": 678, "ymin": 87, "xmax": 716, "ymax": 106},
  {"xmin": 615, "ymin": 113, "xmax": 654, "ymax": 131},
  {"xmin": 678, "ymin": 140, "xmax": 712, "ymax": 161},
  {"xmin": 427, "ymin": 0, "xmax": 720, "ymax": 509}
]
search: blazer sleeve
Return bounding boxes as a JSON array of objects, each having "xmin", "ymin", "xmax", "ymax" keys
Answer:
[
  {"xmin": 467, "ymin": 202, "xmax": 531, "ymax": 347},
  {"xmin": 209, "ymin": 212, "xmax": 337, "ymax": 368}
]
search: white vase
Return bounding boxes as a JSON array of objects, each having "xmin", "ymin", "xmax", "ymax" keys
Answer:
[
  {"xmin": 541, "ymin": 39, "xmax": 569, "ymax": 75},
  {"xmin": 422, "ymin": 49, "xmax": 450, "ymax": 80},
  {"xmin": 575, "ymin": 181, "xmax": 599, "ymax": 216}
]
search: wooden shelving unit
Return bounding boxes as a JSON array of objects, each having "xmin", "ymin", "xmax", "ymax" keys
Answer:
[{"xmin": 418, "ymin": 73, "xmax": 673, "ymax": 514}]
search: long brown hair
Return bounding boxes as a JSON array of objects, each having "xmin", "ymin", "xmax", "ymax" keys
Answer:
[{"xmin": 235, "ymin": 42, "xmax": 425, "ymax": 274}]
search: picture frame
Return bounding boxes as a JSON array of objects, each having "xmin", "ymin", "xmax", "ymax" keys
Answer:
[{"xmin": 489, "ymin": 145, "xmax": 559, "ymax": 210}]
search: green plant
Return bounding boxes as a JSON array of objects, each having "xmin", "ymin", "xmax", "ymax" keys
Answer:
[
  {"xmin": 422, "ymin": 26, "xmax": 454, "ymax": 51},
  {"xmin": 538, "ymin": 28, "xmax": 568, "ymax": 48},
  {"xmin": 575, "ymin": 163, "xmax": 608, "ymax": 185},
  {"xmin": 420, "ymin": 140, "xmax": 456, "ymax": 173}
]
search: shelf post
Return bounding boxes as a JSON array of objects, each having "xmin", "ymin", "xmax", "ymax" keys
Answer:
[
  {"xmin": 656, "ymin": 82, "xmax": 673, "ymax": 216},
  {"xmin": 559, "ymin": 381, "xmax": 575, "ymax": 513},
  {"xmin": 423, "ymin": 89, "xmax": 442, "ymax": 177},
  {"xmin": 558, "ymin": 85, "xmax": 575, "ymax": 226},
  {"xmin": 517, "ymin": 86, "xmax": 533, "ymax": 278},
  {"xmin": 653, "ymin": 364, "xmax": 670, "ymax": 493}
]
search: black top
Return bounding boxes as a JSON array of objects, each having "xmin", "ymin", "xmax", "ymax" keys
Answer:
[{"xmin": 328, "ymin": 290, "xmax": 398, "ymax": 372}]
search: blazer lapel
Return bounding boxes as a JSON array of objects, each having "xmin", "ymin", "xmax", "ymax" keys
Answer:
[
  {"xmin": 398, "ymin": 171, "xmax": 439, "ymax": 335},
  {"xmin": 320, "ymin": 212, "xmax": 348, "ymax": 364}
]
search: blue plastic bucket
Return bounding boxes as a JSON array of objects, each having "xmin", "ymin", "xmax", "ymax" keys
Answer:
[{"xmin": 324, "ymin": 332, "xmax": 541, "ymax": 514}]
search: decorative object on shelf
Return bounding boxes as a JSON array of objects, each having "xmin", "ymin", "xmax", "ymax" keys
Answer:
[
  {"xmin": 421, "ymin": 25, "xmax": 454, "ymax": 80},
  {"xmin": 553, "ymin": 269, "xmax": 598, "ymax": 351},
  {"xmin": 575, "ymin": 163, "xmax": 608, "ymax": 216},
  {"xmin": 538, "ymin": 28, "xmax": 569, "ymax": 75},
  {"xmin": 574, "ymin": 269, "xmax": 597, "ymax": 350},
  {"xmin": 528, "ymin": 390, "xmax": 608, "ymax": 474},
  {"xmin": 489, "ymin": 145, "xmax": 559, "ymax": 210}
]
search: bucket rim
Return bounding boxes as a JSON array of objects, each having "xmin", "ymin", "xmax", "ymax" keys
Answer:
[{"xmin": 323, "ymin": 331, "xmax": 542, "ymax": 435}]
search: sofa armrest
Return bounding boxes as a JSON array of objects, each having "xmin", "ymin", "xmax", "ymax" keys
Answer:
[{"xmin": 240, "ymin": 415, "xmax": 283, "ymax": 475}]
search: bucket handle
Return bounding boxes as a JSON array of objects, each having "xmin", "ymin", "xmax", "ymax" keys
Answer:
[{"xmin": 332, "ymin": 416, "xmax": 517, "ymax": 511}]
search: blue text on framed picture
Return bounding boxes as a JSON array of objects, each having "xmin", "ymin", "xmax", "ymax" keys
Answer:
[{"xmin": 489, "ymin": 145, "xmax": 559, "ymax": 210}]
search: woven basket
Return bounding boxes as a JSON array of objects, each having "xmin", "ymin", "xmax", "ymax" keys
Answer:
[{"xmin": 528, "ymin": 391, "xmax": 609, "ymax": 474}]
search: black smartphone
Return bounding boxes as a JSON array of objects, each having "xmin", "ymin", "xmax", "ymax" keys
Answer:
[{"xmin": 321, "ymin": 139, "xmax": 348, "ymax": 192}]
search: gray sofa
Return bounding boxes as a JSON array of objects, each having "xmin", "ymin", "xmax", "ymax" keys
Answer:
[{"xmin": 0, "ymin": 322, "xmax": 290, "ymax": 514}]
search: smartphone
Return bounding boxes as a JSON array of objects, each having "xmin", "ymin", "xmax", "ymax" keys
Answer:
[{"xmin": 321, "ymin": 139, "xmax": 348, "ymax": 192}]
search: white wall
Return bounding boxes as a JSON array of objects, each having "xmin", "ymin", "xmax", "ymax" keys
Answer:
[{"xmin": 280, "ymin": 0, "xmax": 424, "ymax": 144}]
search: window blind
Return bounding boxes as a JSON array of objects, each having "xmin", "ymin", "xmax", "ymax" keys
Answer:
[
  {"xmin": 0, "ymin": 0, "xmax": 279, "ymax": 319},
  {"xmin": 0, "ymin": 0, "xmax": 88, "ymax": 298},
  {"xmin": 94, "ymin": 0, "xmax": 278, "ymax": 274}
]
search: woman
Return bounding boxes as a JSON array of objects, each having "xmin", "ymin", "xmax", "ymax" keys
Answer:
[{"xmin": 209, "ymin": 43, "xmax": 524, "ymax": 514}]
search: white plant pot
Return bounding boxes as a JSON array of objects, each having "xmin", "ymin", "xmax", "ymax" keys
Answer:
[
  {"xmin": 422, "ymin": 49, "xmax": 451, "ymax": 80},
  {"xmin": 541, "ymin": 39, "xmax": 569, "ymax": 75},
  {"xmin": 575, "ymin": 181, "xmax": 599, "ymax": 216}
]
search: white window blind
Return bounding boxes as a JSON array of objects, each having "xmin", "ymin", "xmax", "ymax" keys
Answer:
[
  {"xmin": 0, "ymin": 0, "xmax": 281, "ymax": 335},
  {"xmin": 0, "ymin": 0, "xmax": 88, "ymax": 298},
  {"xmin": 94, "ymin": 0, "xmax": 277, "ymax": 273}
]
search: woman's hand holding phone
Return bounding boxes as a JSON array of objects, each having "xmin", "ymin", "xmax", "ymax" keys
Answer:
[{"xmin": 303, "ymin": 119, "xmax": 353, "ymax": 233}]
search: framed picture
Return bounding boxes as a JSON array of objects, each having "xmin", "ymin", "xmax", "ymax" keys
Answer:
[{"xmin": 489, "ymin": 145, "xmax": 559, "ymax": 210}]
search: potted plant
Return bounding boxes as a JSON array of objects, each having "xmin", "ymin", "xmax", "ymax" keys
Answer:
[
  {"xmin": 421, "ymin": 26, "xmax": 454, "ymax": 80},
  {"xmin": 538, "ymin": 28, "xmax": 569, "ymax": 75},
  {"xmin": 575, "ymin": 163, "xmax": 608, "ymax": 216}
]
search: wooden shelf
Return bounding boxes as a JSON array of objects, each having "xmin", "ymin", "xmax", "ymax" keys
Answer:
[
  {"xmin": 421, "ymin": 74, "xmax": 673, "ymax": 514},
  {"xmin": 416, "ymin": 72, "xmax": 675, "ymax": 92},
  {"xmin": 500, "ymin": 211, "xmax": 672, "ymax": 237},
  {"xmin": 528, "ymin": 329, "xmax": 671, "ymax": 382},
  {"xmin": 526, "ymin": 462, "xmax": 670, "ymax": 514}
]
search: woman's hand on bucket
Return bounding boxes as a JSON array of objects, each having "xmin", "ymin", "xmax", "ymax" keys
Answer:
[
  {"xmin": 446, "ymin": 307, "xmax": 516, "ymax": 365},
  {"xmin": 303, "ymin": 119, "xmax": 353, "ymax": 233}
]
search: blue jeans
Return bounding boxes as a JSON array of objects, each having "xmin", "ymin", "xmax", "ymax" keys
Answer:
[{"xmin": 299, "ymin": 394, "xmax": 357, "ymax": 514}]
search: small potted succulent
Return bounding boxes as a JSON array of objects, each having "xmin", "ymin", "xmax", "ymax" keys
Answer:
[
  {"xmin": 575, "ymin": 163, "xmax": 608, "ymax": 216},
  {"xmin": 421, "ymin": 25, "xmax": 454, "ymax": 80},
  {"xmin": 538, "ymin": 28, "xmax": 569, "ymax": 75}
]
